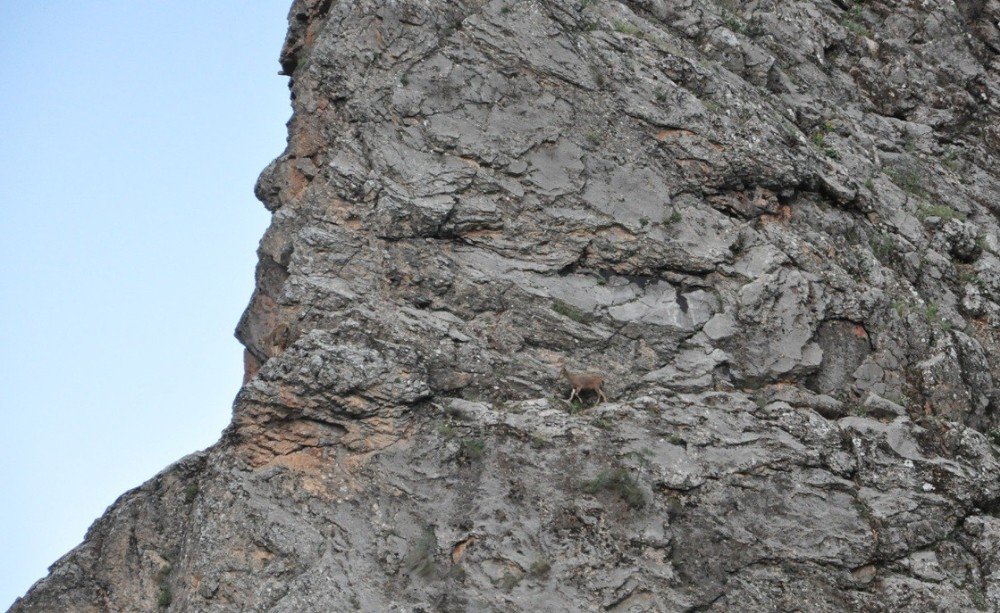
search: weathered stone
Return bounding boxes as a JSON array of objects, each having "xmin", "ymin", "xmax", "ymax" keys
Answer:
[{"xmin": 13, "ymin": 0, "xmax": 1000, "ymax": 611}]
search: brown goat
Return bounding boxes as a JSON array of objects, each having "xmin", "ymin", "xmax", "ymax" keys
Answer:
[{"xmin": 561, "ymin": 364, "xmax": 608, "ymax": 405}]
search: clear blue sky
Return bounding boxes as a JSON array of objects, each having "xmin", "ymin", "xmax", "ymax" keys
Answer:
[{"xmin": 0, "ymin": 3, "xmax": 291, "ymax": 608}]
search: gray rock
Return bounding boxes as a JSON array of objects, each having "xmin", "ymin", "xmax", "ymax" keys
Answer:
[{"xmin": 13, "ymin": 0, "xmax": 1000, "ymax": 611}]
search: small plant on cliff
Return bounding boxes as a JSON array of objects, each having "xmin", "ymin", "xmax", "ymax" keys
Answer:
[
  {"xmin": 970, "ymin": 588, "xmax": 989, "ymax": 610},
  {"xmin": 157, "ymin": 585, "xmax": 172, "ymax": 608},
  {"xmin": 885, "ymin": 166, "xmax": 926, "ymax": 197},
  {"xmin": 581, "ymin": 467, "xmax": 646, "ymax": 509},
  {"xmin": 612, "ymin": 20, "xmax": 642, "ymax": 37},
  {"xmin": 853, "ymin": 499, "xmax": 874, "ymax": 522},
  {"xmin": 460, "ymin": 437, "xmax": 486, "ymax": 461},
  {"xmin": 551, "ymin": 300, "xmax": 590, "ymax": 324},
  {"xmin": 810, "ymin": 121, "xmax": 840, "ymax": 159},
  {"xmin": 183, "ymin": 483, "xmax": 198, "ymax": 504},
  {"xmin": 529, "ymin": 557, "xmax": 552, "ymax": 577},
  {"xmin": 943, "ymin": 149, "xmax": 963, "ymax": 174},
  {"xmin": 402, "ymin": 528, "xmax": 439, "ymax": 578},
  {"xmin": 870, "ymin": 232, "xmax": 894, "ymax": 262},
  {"xmin": 590, "ymin": 415, "xmax": 614, "ymax": 429},
  {"xmin": 959, "ymin": 270, "xmax": 978, "ymax": 286},
  {"xmin": 840, "ymin": 7, "xmax": 870, "ymax": 37},
  {"xmin": 886, "ymin": 393, "xmax": 911, "ymax": 409},
  {"xmin": 563, "ymin": 395, "xmax": 587, "ymax": 414},
  {"xmin": 663, "ymin": 209, "xmax": 682, "ymax": 225},
  {"xmin": 719, "ymin": 6, "xmax": 751, "ymax": 35},
  {"xmin": 436, "ymin": 421, "xmax": 457, "ymax": 439},
  {"xmin": 916, "ymin": 203, "xmax": 965, "ymax": 222},
  {"xmin": 499, "ymin": 571, "xmax": 523, "ymax": 591},
  {"xmin": 810, "ymin": 121, "xmax": 833, "ymax": 147},
  {"xmin": 623, "ymin": 447, "xmax": 654, "ymax": 468}
]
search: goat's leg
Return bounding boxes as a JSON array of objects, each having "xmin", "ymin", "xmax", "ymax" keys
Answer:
[
  {"xmin": 597, "ymin": 387, "xmax": 608, "ymax": 404},
  {"xmin": 567, "ymin": 388, "xmax": 578, "ymax": 403}
]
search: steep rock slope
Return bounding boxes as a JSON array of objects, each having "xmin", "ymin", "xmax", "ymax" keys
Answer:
[{"xmin": 13, "ymin": 0, "xmax": 1000, "ymax": 610}]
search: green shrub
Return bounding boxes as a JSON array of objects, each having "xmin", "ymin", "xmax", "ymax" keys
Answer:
[
  {"xmin": 723, "ymin": 14, "xmax": 748, "ymax": 34},
  {"xmin": 461, "ymin": 438, "xmax": 486, "ymax": 460},
  {"xmin": 564, "ymin": 395, "xmax": 588, "ymax": 414},
  {"xmin": 499, "ymin": 571, "xmax": 522, "ymax": 591},
  {"xmin": 551, "ymin": 300, "xmax": 590, "ymax": 324},
  {"xmin": 853, "ymin": 499, "xmax": 874, "ymax": 521},
  {"xmin": 943, "ymin": 149, "xmax": 963, "ymax": 173},
  {"xmin": 581, "ymin": 468, "xmax": 645, "ymax": 509},
  {"xmin": 402, "ymin": 529, "xmax": 439, "ymax": 578},
  {"xmin": 529, "ymin": 558, "xmax": 552, "ymax": 577},
  {"xmin": 663, "ymin": 209, "xmax": 682, "ymax": 225},
  {"xmin": 590, "ymin": 416, "xmax": 613, "ymax": 429},
  {"xmin": 885, "ymin": 167, "xmax": 926, "ymax": 197},
  {"xmin": 842, "ymin": 18, "xmax": 869, "ymax": 37},
  {"xmin": 841, "ymin": 6, "xmax": 870, "ymax": 37},
  {"xmin": 970, "ymin": 588, "xmax": 988, "ymax": 610},
  {"xmin": 916, "ymin": 203, "xmax": 965, "ymax": 222},
  {"xmin": 959, "ymin": 271, "xmax": 981, "ymax": 287},
  {"xmin": 810, "ymin": 121, "xmax": 840, "ymax": 159},
  {"xmin": 870, "ymin": 232, "xmax": 894, "ymax": 261},
  {"xmin": 157, "ymin": 585, "xmax": 172, "ymax": 608},
  {"xmin": 612, "ymin": 20, "xmax": 642, "ymax": 36}
]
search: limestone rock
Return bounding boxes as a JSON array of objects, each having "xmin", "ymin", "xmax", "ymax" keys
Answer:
[{"xmin": 12, "ymin": 0, "xmax": 1000, "ymax": 611}]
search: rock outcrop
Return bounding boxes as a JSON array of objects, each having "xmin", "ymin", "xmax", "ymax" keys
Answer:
[{"xmin": 13, "ymin": 0, "xmax": 1000, "ymax": 610}]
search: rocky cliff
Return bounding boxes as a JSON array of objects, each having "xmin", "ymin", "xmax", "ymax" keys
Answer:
[{"xmin": 12, "ymin": 0, "xmax": 1000, "ymax": 610}]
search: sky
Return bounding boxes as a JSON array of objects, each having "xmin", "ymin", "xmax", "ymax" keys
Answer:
[{"xmin": 0, "ymin": 3, "xmax": 292, "ymax": 608}]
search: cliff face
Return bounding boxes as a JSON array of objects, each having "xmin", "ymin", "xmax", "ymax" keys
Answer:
[{"xmin": 13, "ymin": 0, "xmax": 1000, "ymax": 611}]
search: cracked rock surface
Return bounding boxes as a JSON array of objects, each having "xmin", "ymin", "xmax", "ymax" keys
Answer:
[{"xmin": 12, "ymin": 0, "xmax": 1000, "ymax": 610}]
